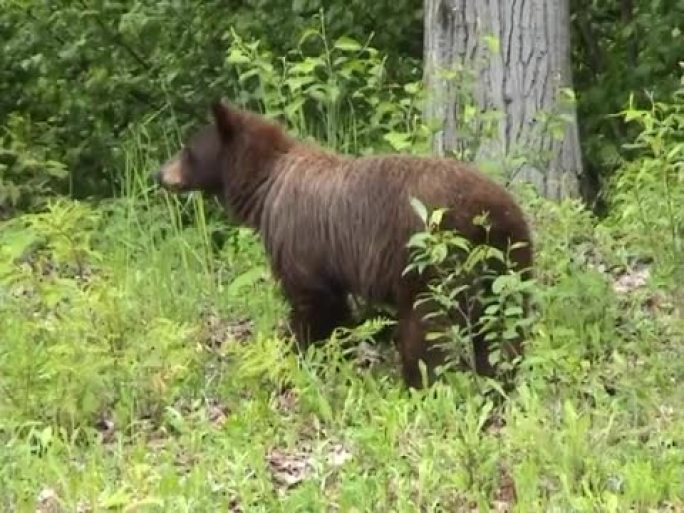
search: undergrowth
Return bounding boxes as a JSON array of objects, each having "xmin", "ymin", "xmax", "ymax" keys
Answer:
[{"xmin": 1, "ymin": 51, "xmax": 682, "ymax": 513}]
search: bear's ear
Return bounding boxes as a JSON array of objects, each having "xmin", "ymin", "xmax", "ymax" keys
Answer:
[{"xmin": 211, "ymin": 100, "xmax": 238, "ymax": 140}]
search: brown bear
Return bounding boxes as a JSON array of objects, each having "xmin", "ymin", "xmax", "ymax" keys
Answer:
[{"xmin": 154, "ymin": 101, "xmax": 534, "ymax": 389}]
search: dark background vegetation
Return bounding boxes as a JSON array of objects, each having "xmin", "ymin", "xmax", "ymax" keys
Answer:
[{"xmin": 1, "ymin": 0, "xmax": 681, "ymax": 215}]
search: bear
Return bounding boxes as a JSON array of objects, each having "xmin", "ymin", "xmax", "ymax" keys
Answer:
[{"xmin": 153, "ymin": 101, "xmax": 534, "ymax": 389}]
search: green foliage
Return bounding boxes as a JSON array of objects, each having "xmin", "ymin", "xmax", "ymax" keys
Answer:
[
  {"xmin": 404, "ymin": 198, "xmax": 534, "ymax": 386},
  {"xmin": 0, "ymin": 200, "xmax": 203, "ymax": 430},
  {"xmin": 1, "ymin": 179, "xmax": 682, "ymax": 510},
  {"xmin": 0, "ymin": 2, "xmax": 422, "ymax": 211},
  {"xmin": 224, "ymin": 23, "xmax": 428, "ymax": 155},
  {"xmin": 571, "ymin": 0, "xmax": 684, "ymax": 193},
  {"xmin": 425, "ymin": 43, "xmax": 580, "ymax": 188},
  {"xmin": 0, "ymin": 113, "xmax": 68, "ymax": 217},
  {"xmin": 427, "ymin": 53, "xmax": 503, "ymax": 165},
  {"xmin": 603, "ymin": 80, "xmax": 684, "ymax": 270},
  {"xmin": 1, "ymin": 0, "xmax": 681, "ymax": 212}
]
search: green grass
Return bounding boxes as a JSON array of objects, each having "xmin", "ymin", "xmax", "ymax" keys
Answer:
[{"xmin": 1, "ymin": 133, "xmax": 683, "ymax": 513}]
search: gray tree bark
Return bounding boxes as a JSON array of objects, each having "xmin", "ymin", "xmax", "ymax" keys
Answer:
[{"xmin": 423, "ymin": 0, "xmax": 583, "ymax": 199}]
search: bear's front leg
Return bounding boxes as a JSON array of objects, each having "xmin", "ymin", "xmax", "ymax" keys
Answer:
[
  {"xmin": 396, "ymin": 306, "xmax": 449, "ymax": 389},
  {"xmin": 283, "ymin": 286, "xmax": 352, "ymax": 352}
]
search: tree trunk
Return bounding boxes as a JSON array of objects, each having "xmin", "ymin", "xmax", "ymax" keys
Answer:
[{"xmin": 423, "ymin": 0, "xmax": 583, "ymax": 199}]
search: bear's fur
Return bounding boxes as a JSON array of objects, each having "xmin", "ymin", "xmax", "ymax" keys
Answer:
[{"xmin": 154, "ymin": 101, "xmax": 534, "ymax": 388}]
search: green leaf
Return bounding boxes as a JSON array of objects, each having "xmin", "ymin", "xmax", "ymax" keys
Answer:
[
  {"xmin": 226, "ymin": 49, "xmax": 251, "ymax": 65},
  {"xmin": 334, "ymin": 36, "xmax": 362, "ymax": 52},
  {"xmin": 430, "ymin": 243, "xmax": 448, "ymax": 263},
  {"xmin": 297, "ymin": 28, "xmax": 321, "ymax": 47},
  {"xmin": 290, "ymin": 57, "xmax": 323, "ymax": 75},
  {"xmin": 237, "ymin": 68, "xmax": 261, "ymax": 84},
  {"xmin": 484, "ymin": 304, "xmax": 500, "ymax": 315},
  {"xmin": 491, "ymin": 275, "xmax": 510, "ymax": 295},
  {"xmin": 429, "ymin": 208, "xmax": 446, "ymax": 228},
  {"xmin": 403, "ymin": 81, "xmax": 421, "ymax": 95},
  {"xmin": 226, "ymin": 265, "xmax": 267, "ymax": 298},
  {"xmin": 383, "ymin": 131, "xmax": 411, "ymax": 151},
  {"xmin": 407, "ymin": 231, "xmax": 430, "ymax": 249},
  {"xmin": 284, "ymin": 76, "xmax": 315, "ymax": 91},
  {"xmin": 504, "ymin": 305, "xmax": 524, "ymax": 317},
  {"xmin": 409, "ymin": 197, "xmax": 428, "ymax": 224}
]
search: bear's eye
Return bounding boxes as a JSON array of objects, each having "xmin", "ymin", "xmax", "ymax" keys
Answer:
[{"xmin": 183, "ymin": 147, "xmax": 196, "ymax": 164}]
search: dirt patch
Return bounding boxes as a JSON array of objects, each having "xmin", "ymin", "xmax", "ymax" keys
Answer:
[
  {"xmin": 199, "ymin": 308, "xmax": 253, "ymax": 349},
  {"xmin": 265, "ymin": 442, "xmax": 353, "ymax": 493}
]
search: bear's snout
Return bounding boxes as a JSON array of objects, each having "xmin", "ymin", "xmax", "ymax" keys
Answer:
[{"xmin": 154, "ymin": 158, "xmax": 186, "ymax": 191}]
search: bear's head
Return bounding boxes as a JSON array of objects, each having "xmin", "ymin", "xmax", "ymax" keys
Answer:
[
  {"xmin": 153, "ymin": 102, "xmax": 241, "ymax": 195},
  {"xmin": 154, "ymin": 101, "xmax": 293, "ymax": 224}
]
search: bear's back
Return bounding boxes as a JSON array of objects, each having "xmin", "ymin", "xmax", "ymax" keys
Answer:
[{"xmin": 259, "ymin": 150, "xmax": 531, "ymax": 302}]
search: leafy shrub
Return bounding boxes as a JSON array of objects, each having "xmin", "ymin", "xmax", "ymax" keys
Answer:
[
  {"xmin": 572, "ymin": 0, "xmax": 683, "ymax": 192},
  {"xmin": 603, "ymin": 78, "xmax": 684, "ymax": 275},
  {"xmin": 224, "ymin": 25, "xmax": 428, "ymax": 155},
  {"xmin": 403, "ymin": 198, "xmax": 534, "ymax": 390},
  {"xmin": 0, "ymin": 114, "xmax": 68, "ymax": 218},
  {"xmin": 0, "ymin": 2, "xmax": 422, "ymax": 209},
  {"xmin": 0, "ymin": 200, "xmax": 204, "ymax": 431}
]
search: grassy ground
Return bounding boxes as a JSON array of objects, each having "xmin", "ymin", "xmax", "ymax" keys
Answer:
[{"xmin": 1, "ymin": 140, "xmax": 683, "ymax": 512}]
